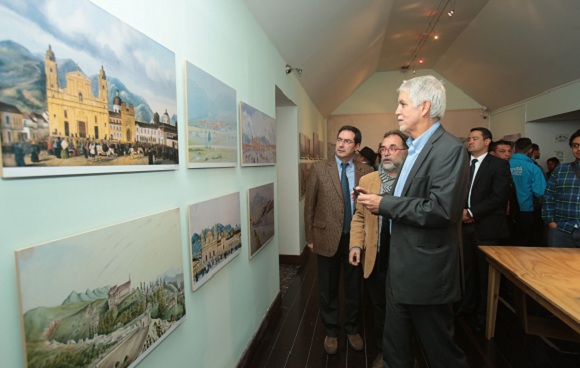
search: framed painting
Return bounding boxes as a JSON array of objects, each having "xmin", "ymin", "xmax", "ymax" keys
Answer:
[
  {"xmin": 248, "ymin": 183, "xmax": 275, "ymax": 259},
  {"xmin": 299, "ymin": 162, "xmax": 313, "ymax": 199},
  {"xmin": 188, "ymin": 192, "xmax": 242, "ymax": 291},
  {"xmin": 185, "ymin": 61, "xmax": 238, "ymax": 168},
  {"xmin": 0, "ymin": 0, "xmax": 179, "ymax": 178},
  {"xmin": 240, "ymin": 102, "xmax": 276, "ymax": 166},
  {"xmin": 14, "ymin": 208, "xmax": 186, "ymax": 368}
]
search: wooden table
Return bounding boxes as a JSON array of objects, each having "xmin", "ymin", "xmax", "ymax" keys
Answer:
[{"xmin": 479, "ymin": 246, "xmax": 580, "ymax": 341}]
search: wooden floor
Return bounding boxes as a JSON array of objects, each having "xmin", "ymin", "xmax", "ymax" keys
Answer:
[{"xmin": 248, "ymin": 252, "xmax": 580, "ymax": 368}]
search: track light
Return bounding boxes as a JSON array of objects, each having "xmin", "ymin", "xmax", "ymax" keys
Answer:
[
  {"xmin": 447, "ymin": 9, "xmax": 454, "ymax": 16},
  {"xmin": 285, "ymin": 64, "xmax": 302, "ymax": 75}
]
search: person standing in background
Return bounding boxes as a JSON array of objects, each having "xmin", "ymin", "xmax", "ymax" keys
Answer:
[{"xmin": 542, "ymin": 129, "xmax": 580, "ymax": 248}]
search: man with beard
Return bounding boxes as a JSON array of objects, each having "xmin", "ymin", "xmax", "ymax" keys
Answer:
[{"xmin": 349, "ymin": 130, "xmax": 408, "ymax": 368}]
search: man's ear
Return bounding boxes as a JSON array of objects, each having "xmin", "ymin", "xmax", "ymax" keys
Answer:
[{"xmin": 421, "ymin": 101, "xmax": 431, "ymax": 117}]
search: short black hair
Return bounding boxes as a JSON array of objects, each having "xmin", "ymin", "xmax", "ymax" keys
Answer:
[
  {"xmin": 569, "ymin": 129, "xmax": 580, "ymax": 146},
  {"xmin": 514, "ymin": 137, "xmax": 532, "ymax": 153},
  {"xmin": 547, "ymin": 157, "xmax": 560, "ymax": 165},
  {"xmin": 470, "ymin": 127, "xmax": 493, "ymax": 141},
  {"xmin": 337, "ymin": 125, "xmax": 362, "ymax": 145}
]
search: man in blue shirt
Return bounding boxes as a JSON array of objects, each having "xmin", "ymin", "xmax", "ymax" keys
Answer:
[
  {"xmin": 509, "ymin": 137, "xmax": 546, "ymax": 245},
  {"xmin": 542, "ymin": 129, "xmax": 580, "ymax": 248}
]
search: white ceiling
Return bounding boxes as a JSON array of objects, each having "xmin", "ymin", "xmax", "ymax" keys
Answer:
[{"xmin": 243, "ymin": 0, "xmax": 580, "ymax": 117}]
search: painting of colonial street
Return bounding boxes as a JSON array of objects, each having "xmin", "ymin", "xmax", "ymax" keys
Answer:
[
  {"xmin": 248, "ymin": 183, "xmax": 275, "ymax": 258},
  {"xmin": 185, "ymin": 61, "xmax": 238, "ymax": 168},
  {"xmin": 188, "ymin": 192, "xmax": 242, "ymax": 290},
  {"xmin": 14, "ymin": 208, "xmax": 186, "ymax": 368},
  {"xmin": 240, "ymin": 102, "xmax": 276, "ymax": 166},
  {"xmin": 0, "ymin": 0, "xmax": 178, "ymax": 178}
]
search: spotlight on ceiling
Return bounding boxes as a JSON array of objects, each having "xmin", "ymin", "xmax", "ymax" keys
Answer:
[
  {"xmin": 285, "ymin": 64, "xmax": 302, "ymax": 75},
  {"xmin": 448, "ymin": 9, "xmax": 454, "ymax": 17}
]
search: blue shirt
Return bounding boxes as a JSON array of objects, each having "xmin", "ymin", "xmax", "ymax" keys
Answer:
[
  {"xmin": 541, "ymin": 160, "xmax": 580, "ymax": 233},
  {"xmin": 509, "ymin": 153, "xmax": 546, "ymax": 212},
  {"xmin": 394, "ymin": 122, "xmax": 441, "ymax": 197},
  {"xmin": 335, "ymin": 155, "xmax": 355, "ymax": 212}
]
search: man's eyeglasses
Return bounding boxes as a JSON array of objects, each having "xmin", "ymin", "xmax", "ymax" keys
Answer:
[
  {"xmin": 336, "ymin": 138, "xmax": 355, "ymax": 145},
  {"xmin": 572, "ymin": 143, "xmax": 580, "ymax": 149},
  {"xmin": 379, "ymin": 146, "xmax": 408, "ymax": 154}
]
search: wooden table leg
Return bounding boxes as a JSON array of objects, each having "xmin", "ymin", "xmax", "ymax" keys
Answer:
[{"xmin": 485, "ymin": 263, "xmax": 501, "ymax": 340}]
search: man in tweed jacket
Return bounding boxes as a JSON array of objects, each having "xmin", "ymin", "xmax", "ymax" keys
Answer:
[{"xmin": 304, "ymin": 125, "xmax": 373, "ymax": 354}]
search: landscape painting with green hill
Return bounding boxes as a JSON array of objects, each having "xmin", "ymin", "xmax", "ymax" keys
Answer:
[{"xmin": 15, "ymin": 208, "xmax": 186, "ymax": 368}]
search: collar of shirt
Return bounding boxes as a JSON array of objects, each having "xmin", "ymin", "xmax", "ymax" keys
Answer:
[{"xmin": 394, "ymin": 122, "xmax": 441, "ymax": 197}]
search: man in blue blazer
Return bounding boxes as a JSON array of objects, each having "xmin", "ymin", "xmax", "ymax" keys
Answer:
[{"xmin": 356, "ymin": 75, "xmax": 469, "ymax": 367}]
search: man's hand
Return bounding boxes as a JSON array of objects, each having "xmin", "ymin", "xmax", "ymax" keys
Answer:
[
  {"xmin": 349, "ymin": 248, "xmax": 361, "ymax": 266},
  {"xmin": 462, "ymin": 209, "xmax": 474, "ymax": 223},
  {"xmin": 548, "ymin": 222, "xmax": 558, "ymax": 229},
  {"xmin": 307, "ymin": 242, "xmax": 314, "ymax": 251},
  {"xmin": 355, "ymin": 186, "xmax": 382, "ymax": 214}
]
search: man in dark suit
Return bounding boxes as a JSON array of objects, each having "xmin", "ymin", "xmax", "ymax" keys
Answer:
[
  {"xmin": 304, "ymin": 125, "xmax": 373, "ymax": 354},
  {"xmin": 356, "ymin": 76, "xmax": 470, "ymax": 367},
  {"xmin": 460, "ymin": 127, "xmax": 511, "ymax": 331}
]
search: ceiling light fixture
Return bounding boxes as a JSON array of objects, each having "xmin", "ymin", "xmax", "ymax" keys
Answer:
[{"xmin": 402, "ymin": 0, "xmax": 454, "ymax": 73}]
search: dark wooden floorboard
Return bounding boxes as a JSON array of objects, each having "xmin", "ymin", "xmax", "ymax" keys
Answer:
[{"xmin": 249, "ymin": 253, "xmax": 580, "ymax": 368}]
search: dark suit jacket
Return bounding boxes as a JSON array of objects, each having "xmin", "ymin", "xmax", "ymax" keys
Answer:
[
  {"xmin": 304, "ymin": 157, "xmax": 373, "ymax": 257},
  {"xmin": 468, "ymin": 153, "xmax": 511, "ymax": 241},
  {"xmin": 378, "ymin": 125, "xmax": 469, "ymax": 305}
]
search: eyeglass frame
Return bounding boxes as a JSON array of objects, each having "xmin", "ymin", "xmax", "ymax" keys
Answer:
[
  {"xmin": 378, "ymin": 145, "xmax": 408, "ymax": 155},
  {"xmin": 336, "ymin": 137, "xmax": 355, "ymax": 145}
]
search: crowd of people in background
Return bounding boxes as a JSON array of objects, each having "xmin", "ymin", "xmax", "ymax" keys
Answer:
[
  {"xmin": 8, "ymin": 135, "xmax": 179, "ymax": 166},
  {"xmin": 304, "ymin": 75, "xmax": 579, "ymax": 367}
]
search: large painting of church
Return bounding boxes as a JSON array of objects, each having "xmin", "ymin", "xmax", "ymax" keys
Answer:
[
  {"xmin": 14, "ymin": 208, "xmax": 186, "ymax": 368},
  {"xmin": 0, "ymin": 0, "xmax": 178, "ymax": 178}
]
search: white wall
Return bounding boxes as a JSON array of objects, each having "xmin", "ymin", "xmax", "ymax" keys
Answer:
[
  {"xmin": 333, "ymin": 69, "xmax": 482, "ymax": 115},
  {"xmin": 0, "ymin": 1, "xmax": 324, "ymax": 367},
  {"xmin": 526, "ymin": 121, "xmax": 579, "ymax": 172}
]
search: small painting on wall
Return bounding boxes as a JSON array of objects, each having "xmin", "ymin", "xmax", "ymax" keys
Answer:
[
  {"xmin": 240, "ymin": 102, "xmax": 276, "ymax": 166},
  {"xmin": 0, "ymin": 0, "xmax": 179, "ymax": 178},
  {"xmin": 188, "ymin": 192, "xmax": 242, "ymax": 290},
  {"xmin": 185, "ymin": 61, "xmax": 238, "ymax": 168},
  {"xmin": 248, "ymin": 183, "xmax": 275, "ymax": 258},
  {"xmin": 14, "ymin": 208, "xmax": 186, "ymax": 368}
]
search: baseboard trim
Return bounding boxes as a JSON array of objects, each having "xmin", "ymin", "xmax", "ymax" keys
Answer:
[
  {"xmin": 236, "ymin": 292, "xmax": 282, "ymax": 368},
  {"xmin": 279, "ymin": 244, "xmax": 309, "ymax": 265}
]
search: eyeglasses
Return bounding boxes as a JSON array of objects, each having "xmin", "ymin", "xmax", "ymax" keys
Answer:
[
  {"xmin": 336, "ymin": 138, "xmax": 355, "ymax": 145},
  {"xmin": 379, "ymin": 146, "xmax": 408, "ymax": 154},
  {"xmin": 572, "ymin": 143, "xmax": 580, "ymax": 149}
]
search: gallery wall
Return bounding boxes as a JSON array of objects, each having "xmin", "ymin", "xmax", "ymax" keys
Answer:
[{"xmin": 0, "ymin": 1, "xmax": 324, "ymax": 367}]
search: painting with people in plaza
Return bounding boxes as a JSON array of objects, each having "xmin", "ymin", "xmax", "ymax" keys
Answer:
[
  {"xmin": 0, "ymin": 0, "xmax": 179, "ymax": 178},
  {"xmin": 14, "ymin": 208, "xmax": 186, "ymax": 368},
  {"xmin": 188, "ymin": 192, "xmax": 242, "ymax": 290},
  {"xmin": 248, "ymin": 183, "xmax": 275, "ymax": 259},
  {"xmin": 185, "ymin": 61, "xmax": 238, "ymax": 168},
  {"xmin": 240, "ymin": 102, "xmax": 276, "ymax": 166}
]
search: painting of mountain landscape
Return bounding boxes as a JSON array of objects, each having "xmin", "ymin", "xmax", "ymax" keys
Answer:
[
  {"xmin": 188, "ymin": 192, "xmax": 242, "ymax": 291},
  {"xmin": 185, "ymin": 61, "xmax": 238, "ymax": 168},
  {"xmin": 14, "ymin": 208, "xmax": 186, "ymax": 368},
  {"xmin": 0, "ymin": 0, "xmax": 178, "ymax": 178},
  {"xmin": 240, "ymin": 102, "xmax": 276, "ymax": 166},
  {"xmin": 248, "ymin": 183, "xmax": 275, "ymax": 259}
]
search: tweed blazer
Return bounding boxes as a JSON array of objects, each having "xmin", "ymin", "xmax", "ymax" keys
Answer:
[
  {"xmin": 378, "ymin": 125, "xmax": 469, "ymax": 305},
  {"xmin": 304, "ymin": 157, "xmax": 373, "ymax": 257},
  {"xmin": 349, "ymin": 172, "xmax": 381, "ymax": 278}
]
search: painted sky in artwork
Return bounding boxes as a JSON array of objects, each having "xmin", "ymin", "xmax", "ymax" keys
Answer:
[
  {"xmin": 186, "ymin": 61, "xmax": 237, "ymax": 127},
  {"xmin": 0, "ymin": 0, "xmax": 176, "ymax": 115},
  {"xmin": 241, "ymin": 102, "xmax": 276, "ymax": 143},
  {"xmin": 188, "ymin": 192, "xmax": 241, "ymax": 233},
  {"xmin": 16, "ymin": 209, "xmax": 182, "ymax": 313}
]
